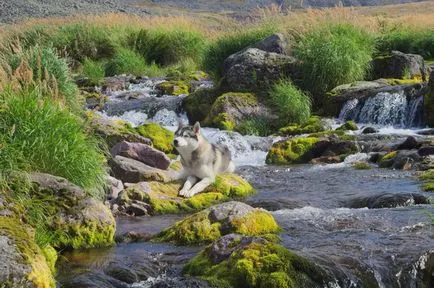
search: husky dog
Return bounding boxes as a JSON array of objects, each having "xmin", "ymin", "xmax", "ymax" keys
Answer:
[{"xmin": 173, "ymin": 122, "xmax": 235, "ymax": 198}]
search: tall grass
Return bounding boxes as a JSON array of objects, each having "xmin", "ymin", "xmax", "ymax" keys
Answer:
[
  {"xmin": 202, "ymin": 25, "xmax": 276, "ymax": 79},
  {"xmin": 2, "ymin": 46, "xmax": 79, "ymax": 109},
  {"xmin": 105, "ymin": 48, "xmax": 147, "ymax": 77},
  {"xmin": 0, "ymin": 87, "xmax": 107, "ymax": 195},
  {"xmin": 295, "ymin": 23, "xmax": 374, "ymax": 107},
  {"xmin": 131, "ymin": 28, "xmax": 207, "ymax": 67},
  {"xmin": 81, "ymin": 58, "xmax": 105, "ymax": 86},
  {"xmin": 268, "ymin": 79, "xmax": 311, "ymax": 126}
]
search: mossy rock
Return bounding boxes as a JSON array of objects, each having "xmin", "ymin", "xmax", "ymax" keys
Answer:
[
  {"xmin": 120, "ymin": 173, "xmax": 255, "ymax": 215},
  {"xmin": 203, "ymin": 92, "xmax": 273, "ymax": 132},
  {"xmin": 183, "ymin": 234, "xmax": 332, "ymax": 288},
  {"xmin": 309, "ymin": 130, "xmax": 356, "ymax": 141},
  {"xmin": 266, "ymin": 137, "xmax": 319, "ymax": 165},
  {"xmin": 86, "ymin": 111, "xmax": 152, "ymax": 148},
  {"xmin": 154, "ymin": 202, "xmax": 280, "ymax": 245},
  {"xmin": 157, "ymin": 80, "xmax": 190, "ymax": 96},
  {"xmin": 353, "ymin": 162, "xmax": 371, "ymax": 170},
  {"xmin": 135, "ymin": 123, "xmax": 174, "ymax": 153},
  {"xmin": 419, "ymin": 169, "xmax": 434, "ymax": 192},
  {"xmin": 336, "ymin": 120, "xmax": 358, "ymax": 131},
  {"xmin": 183, "ymin": 87, "xmax": 221, "ymax": 124},
  {"xmin": 278, "ymin": 116, "xmax": 327, "ymax": 136},
  {"xmin": 379, "ymin": 151, "xmax": 398, "ymax": 168},
  {"xmin": 0, "ymin": 217, "xmax": 55, "ymax": 288},
  {"xmin": 385, "ymin": 78, "xmax": 423, "ymax": 85}
]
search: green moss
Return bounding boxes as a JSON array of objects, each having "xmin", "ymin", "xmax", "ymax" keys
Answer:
[
  {"xmin": 385, "ymin": 78, "xmax": 423, "ymax": 85},
  {"xmin": 0, "ymin": 217, "xmax": 55, "ymax": 288},
  {"xmin": 266, "ymin": 137, "xmax": 319, "ymax": 165},
  {"xmin": 154, "ymin": 209, "xmax": 280, "ymax": 246},
  {"xmin": 184, "ymin": 241, "xmax": 330, "ymax": 288},
  {"xmin": 422, "ymin": 182, "xmax": 434, "ymax": 191},
  {"xmin": 158, "ymin": 80, "xmax": 190, "ymax": 96},
  {"xmin": 136, "ymin": 123, "xmax": 174, "ymax": 153},
  {"xmin": 183, "ymin": 87, "xmax": 221, "ymax": 123},
  {"xmin": 140, "ymin": 173, "xmax": 255, "ymax": 215},
  {"xmin": 336, "ymin": 120, "xmax": 358, "ymax": 131},
  {"xmin": 41, "ymin": 245, "xmax": 57, "ymax": 273},
  {"xmin": 379, "ymin": 151, "xmax": 398, "ymax": 168},
  {"xmin": 353, "ymin": 162, "xmax": 371, "ymax": 170},
  {"xmin": 419, "ymin": 170, "xmax": 434, "ymax": 192},
  {"xmin": 278, "ymin": 116, "xmax": 326, "ymax": 136}
]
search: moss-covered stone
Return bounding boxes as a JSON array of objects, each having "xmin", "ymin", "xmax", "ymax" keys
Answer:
[
  {"xmin": 0, "ymin": 217, "xmax": 55, "ymax": 288},
  {"xmin": 135, "ymin": 123, "xmax": 174, "ymax": 153},
  {"xmin": 203, "ymin": 92, "xmax": 272, "ymax": 132},
  {"xmin": 379, "ymin": 151, "xmax": 398, "ymax": 168},
  {"xmin": 266, "ymin": 137, "xmax": 319, "ymax": 165},
  {"xmin": 121, "ymin": 173, "xmax": 255, "ymax": 215},
  {"xmin": 385, "ymin": 78, "xmax": 423, "ymax": 85},
  {"xmin": 353, "ymin": 162, "xmax": 371, "ymax": 170},
  {"xmin": 278, "ymin": 116, "xmax": 327, "ymax": 136},
  {"xmin": 183, "ymin": 87, "xmax": 221, "ymax": 124},
  {"xmin": 154, "ymin": 202, "xmax": 280, "ymax": 245},
  {"xmin": 183, "ymin": 236, "xmax": 331, "ymax": 288},
  {"xmin": 309, "ymin": 130, "xmax": 356, "ymax": 141},
  {"xmin": 419, "ymin": 169, "xmax": 434, "ymax": 192},
  {"xmin": 336, "ymin": 120, "xmax": 358, "ymax": 131},
  {"xmin": 157, "ymin": 80, "xmax": 190, "ymax": 96}
]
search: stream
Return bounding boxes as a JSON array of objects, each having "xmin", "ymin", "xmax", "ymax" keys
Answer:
[{"xmin": 56, "ymin": 79, "xmax": 433, "ymax": 288}]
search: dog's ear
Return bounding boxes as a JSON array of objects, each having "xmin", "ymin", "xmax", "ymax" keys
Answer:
[{"xmin": 193, "ymin": 122, "xmax": 201, "ymax": 135}]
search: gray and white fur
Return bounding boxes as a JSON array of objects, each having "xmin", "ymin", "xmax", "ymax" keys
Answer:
[{"xmin": 173, "ymin": 122, "xmax": 235, "ymax": 198}]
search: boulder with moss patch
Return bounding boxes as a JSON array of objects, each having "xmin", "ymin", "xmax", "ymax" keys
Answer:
[
  {"xmin": 28, "ymin": 173, "xmax": 116, "ymax": 249},
  {"xmin": 183, "ymin": 87, "xmax": 222, "ymax": 124},
  {"xmin": 156, "ymin": 80, "xmax": 190, "ymax": 96},
  {"xmin": 266, "ymin": 136, "xmax": 359, "ymax": 165},
  {"xmin": 419, "ymin": 169, "xmax": 434, "ymax": 192},
  {"xmin": 336, "ymin": 120, "xmax": 358, "ymax": 131},
  {"xmin": 278, "ymin": 116, "xmax": 328, "ymax": 136},
  {"xmin": 154, "ymin": 201, "xmax": 279, "ymax": 245},
  {"xmin": 86, "ymin": 112, "xmax": 151, "ymax": 148},
  {"xmin": 135, "ymin": 123, "xmax": 174, "ymax": 153},
  {"xmin": 116, "ymin": 173, "xmax": 255, "ymax": 215},
  {"xmin": 371, "ymin": 51, "xmax": 426, "ymax": 81},
  {"xmin": 203, "ymin": 92, "xmax": 275, "ymax": 131},
  {"xmin": 183, "ymin": 234, "xmax": 332, "ymax": 288},
  {"xmin": 0, "ymin": 217, "xmax": 55, "ymax": 288}
]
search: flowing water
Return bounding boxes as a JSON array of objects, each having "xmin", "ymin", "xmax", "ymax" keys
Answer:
[{"xmin": 56, "ymin": 79, "xmax": 433, "ymax": 287}]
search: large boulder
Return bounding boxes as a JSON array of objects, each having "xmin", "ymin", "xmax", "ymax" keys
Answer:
[
  {"xmin": 109, "ymin": 155, "xmax": 177, "ymax": 183},
  {"xmin": 87, "ymin": 112, "xmax": 151, "ymax": 148},
  {"xmin": 116, "ymin": 173, "xmax": 255, "ymax": 215},
  {"xmin": 244, "ymin": 33, "xmax": 287, "ymax": 54},
  {"xmin": 183, "ymin": 234, "xmax": 332, "ymax": 288},
  {"xmin": 266, "ymin": 136, "xmax": 359, "ymax": 165},
  {"xmin": 28, "ymin": 173, "xmax": 116, "ymax": 249},
  {"xmin": 153, "ymin": 201, "xmax": 279, "ymax": 245},
  {"xmin": 183, "ymin": 87, "xmax": 222, "ymax": 124},
  {"xmin": 371, "ymin": 51, "xmax": 426, "ymax": 81},
  {"xmin": 425, "ymin": 70, "xmax": 434, "ymax": 127},
  {"xmin": 111, "ymin": 141, "xmax": 170, "ymax": 170},
  {"xmin": 0, "ymin": 217, "xmax": 55, "ymax": 288},
  {"xmin": 203, "ymin": 92, "xmax": 275, "ymax": 131},
  {"xmin": 222, "ymin": 48, "xmax": 299, "ymax": 92}
]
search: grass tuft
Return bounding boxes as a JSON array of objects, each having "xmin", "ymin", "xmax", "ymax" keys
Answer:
[
  {"xmin": 105, "ymin": 48, "xmax": 147, "ymax": 77},
  {"xmin": 81, "ymin": 58, "xmax": 105, "ymax": 86}
]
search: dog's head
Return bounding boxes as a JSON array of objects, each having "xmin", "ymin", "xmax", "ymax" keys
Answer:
[{"xmin": 173, "ymin": 122, "xmax": 201, "ymax": 152}]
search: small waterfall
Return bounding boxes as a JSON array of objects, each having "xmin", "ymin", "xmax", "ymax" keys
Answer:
[{"xmin": 339, "ymin": 92, "xmax": 424, "ymax": 127}]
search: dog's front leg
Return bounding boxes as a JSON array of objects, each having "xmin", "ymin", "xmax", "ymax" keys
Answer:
[
  {"xmin": 179, "ymin": 176, "xmax": 198, "ymax": 196},
  {"xmin": 183, "ymin": 177, "xmax": 213, "ymax": 198}
]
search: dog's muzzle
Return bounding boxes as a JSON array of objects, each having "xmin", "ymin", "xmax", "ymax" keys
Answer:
[{"xmin": 173, "ymin": 137, "xmax": 187, "ymax": 147}]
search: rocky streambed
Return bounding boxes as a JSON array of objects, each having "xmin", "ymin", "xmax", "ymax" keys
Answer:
[{"xmin": 51, "ymin": 73, "xmax": 434, "ymax": 288}]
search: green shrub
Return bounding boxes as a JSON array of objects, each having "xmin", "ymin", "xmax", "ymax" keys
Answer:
[
  {"xmin": 0, "ymin": 87, "xmax": 107, "ymax": 194},
  {"xmin": 81, "ymin": 58, "xmax": 105, "ymax": 86},
  {"xmin": 105, "ymin": 48, "xmax": 146, "ymax": 76},
  {"xmin": 131, "ymin": 28, "xmax": 206, "ymax": 66},
  {"xmin": 268, "ymin": 79, "xmax": 311, "ymax": 126},
  {"xmin": 295, "ymin": 24, "xmax": 374, "ymax": 107},
  {"xmin": 376, "ymin": 27, "xmax": 434, "ymax": 58},
  {"xmin": 203, "ymin": 26, "xmax": 275, "ymax": 79},
  {"xmin": 52, "ymin": 24, "xmax": 116, "ymax": 64},
  {"xmin": 3, "ymin": 46, "xmax": 79, "ymax": 109}
]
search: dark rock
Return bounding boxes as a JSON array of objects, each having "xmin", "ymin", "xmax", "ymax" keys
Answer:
[
  {"xmin": 104, "ymin": 262, "xmax": 139, "ymax": 284},
  {"xmin": 125, "ymin": 203, "xmax": 149, "ymax": 216},
  {"xmin": 418, "ymin": 146, "xmax": 434, "ymax": 156},
  {"xmin": 369, "ymin": 152, "xmax": 386, "ymax": 163},
  {"xmin": 362, "ymin": 127, "xmax": 378, "ymax": 134},
  {"xmin": 245, "ymin": 33, "xmax": 287, "ymax": 54},
  {"xmin": 396, "ymin": 136, "xmax": 420, "ymax": 150},
  {"xmin": 222, "ymin": 48, "xmax": 299, "ymax": 92},
  {"xmin": 311, "ymin": 156, "xmax": 343, "ymax": 164},
  {"xmin": 59, "ymin": 272, "xmax": 129, "ymax": 288},
  {"xmin": 418, "ymin": 157, "xmax": 434, "ymax": 171},
  {"xmin": 312, "ymin": 139, "xmax": 359, "ymax": 158},
  {"xmin": 115, "ymin": 231, "xmax": 153, "ymax": 243},
  {"xmin": 247, "ymin": 198, "xmax": 306, "ymax": 211},
  {"xmin": 102, "ymin": 75, "xmax": 134, "ymax": 93},
  {"xmin": 111, "ymin": 141, "xmax": 170, "ymax": 170},
  {"xmin": 371, "ymin": 51, "xmax": 426, "ymax": 81},
  {"xmin": 109, "ymin": 156, "xmax": 176, "ymax": 183},
  {"xmin": 347, "ymin": 193, "xmax": 430, "ymax": 209}
]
